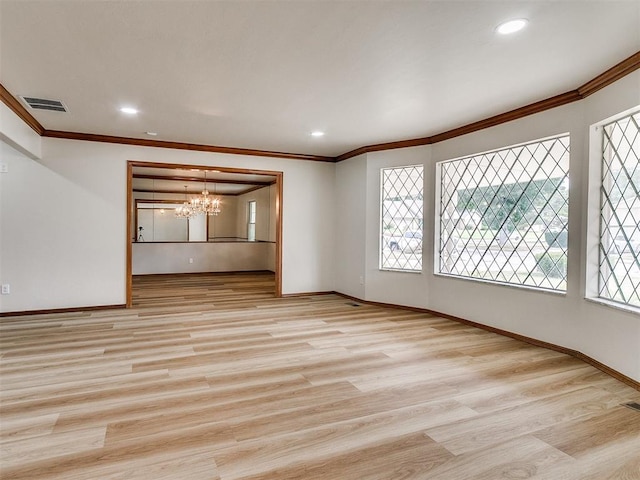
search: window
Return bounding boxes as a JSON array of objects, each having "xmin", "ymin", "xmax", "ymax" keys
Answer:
[
  {"xmin": 380, "ymin": 165, "xmax": 424, "ymax": 271},
  {"xmin": 248, "ymin": 201, "xmax": 256, "ymax": 241},
  {"xmin": 437, "ymin": 135, "xmax": 570, "ymax": 291},
  {"xmin": 598, "ymin": 110, "xmax": 640, "ymax": 307}
]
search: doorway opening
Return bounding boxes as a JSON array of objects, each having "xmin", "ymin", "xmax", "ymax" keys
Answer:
[{"xmin": 126, "ymin": 161, "xmax": 283, "ymax": 307}]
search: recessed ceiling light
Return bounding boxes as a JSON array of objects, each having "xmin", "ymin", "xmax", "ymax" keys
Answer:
[
  {"xmin": 145, "ymin": 131, "xmax": 158, "ymax": 136},
  {"xmin": 120, "ymin": 106, "xmax": 138, "ymax": 115},
  {"xmin": 311, "ymin": 131, "xmax": 325, "ymax": 137},
  {"xmin": 496, "ymin": 19, "xmax": 528, "ymax": 35}
]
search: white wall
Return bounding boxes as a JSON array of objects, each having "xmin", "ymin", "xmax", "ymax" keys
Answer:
[
  {"xmin": 0, "ymin": 108, "xmax": 42, "ymax": 313},
  {"xmin": 334, "ymin": 71, "xmax": 640, "ymax": 382},
  {"xmin": 0, "ymin": 137, "xmax": 335, "ymax": 312},
  {"xmin": 0, "ymin": 103, "xmax": 41, "ymax": 159},
  {"xmin": 334, "ymin": 155, "xmax": 367, "ymax": 298},
  {"xmin": 1, "ymin": 65, "xmax": 637, "ymax": 383},
  {"xmin": 133, "ymin": 242, "xmax": 275, "ymax": 274},
  {"xmin": 0, "ymin": 140, "xmax": 125, "ymax": 311},
  {"xmin": 187, "ymin": 213, "xmax": 207, "ymax": 242},
  {"xmin": 132, "ymin": 190, "xmax": 239, "ymax": 239},
  {"xmin": 235, "ymin": 185, "xmax": 276, "ymax": 241},
  {"xmin": 365, "ymin": 146, "xmax": 431, "ymax": 308},
  {"xmin": 137, "ymin": 208, "xmax": 189, "ymax": 242},
  {"xmin": 209, "ymin": 196, "xmax": 238, "ymax": 238},
  {"xmin": 334, "ymin": 148, "xmax": 433, "ymax": 306}
]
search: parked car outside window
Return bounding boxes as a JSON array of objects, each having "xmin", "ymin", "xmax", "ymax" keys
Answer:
[{"xmin": 389, "ymin": 231, "xmax": 422, "ymax": 252}]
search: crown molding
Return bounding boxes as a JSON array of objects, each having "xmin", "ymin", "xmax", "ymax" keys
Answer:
[
  {"xmin": 42, "ymin": 130, "xmax": 335, "ymax": 162},
  {"xmin": 336, "ymin": 51, "xmax": 639, "ymax": 161},
  {"xmin": 0, "ymin": 83, "xmax": 331, "ymax": 162},
  {"xmin": 0, "ymin": 84, "xmax": 45, "ymax": 135},
  {"xmin": 335, "ymin": 136, "xmax": 433, "ymax": 162},
  {"xmin": 336, "ymin": 90, "xmax": 582, "ymax": 161},
  {"xmin": 428, "ymin": 90, "xmax": 583, "ymax": 144},
  {"xmin": 1, "ymin": 50, "xmax": 638, "ymax": 163},
  {"xmin": 578, "ymin": 51, "xmax": 640, "ymax": 98}
]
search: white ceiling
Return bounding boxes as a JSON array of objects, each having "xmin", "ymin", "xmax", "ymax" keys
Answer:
[{"xmin": 1, "ymin": 1, "xmax": 638, "ymax": 158}]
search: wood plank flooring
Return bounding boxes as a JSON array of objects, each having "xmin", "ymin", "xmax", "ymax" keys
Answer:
[{"xmin": 1, "ymin": 272, "xmax": 639, "ymax": 479}]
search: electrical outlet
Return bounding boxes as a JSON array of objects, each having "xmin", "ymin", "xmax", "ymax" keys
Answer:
[
  {"xmin": 189, "ymin": 258, "xmax": 194, "ymax": 264},
  {"xmin": 1, "ymin": 284, "xmax": 10, "ymax": 295},
  {"xmin": 359, "ymin": 275, "xmax": 364, "ymax": 285},
  {"xmin": 0, "ymin": 163, "xmax": 8, "ymax": 173}
]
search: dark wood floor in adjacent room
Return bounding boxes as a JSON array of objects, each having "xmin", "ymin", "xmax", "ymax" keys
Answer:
[{"xmin": 1, "ymin": 272, "xmax": 639, "ymax": 479}]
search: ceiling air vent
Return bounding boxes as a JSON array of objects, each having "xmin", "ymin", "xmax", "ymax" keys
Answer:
[{"xmin": 20, "ymin": 96, "xmax": 68, "ymax": 112}]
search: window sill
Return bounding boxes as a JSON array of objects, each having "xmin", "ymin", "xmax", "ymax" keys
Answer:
[
  {"xmin": 584, "ymin": 296, "xmax": 640, "ymax": 316},
  {"xmin": 379, "ymin": 268, "xmax": 423, "ymax": 274},
  {"xmin": 433, "ymin": 272, "xmax": 567, "ymax": 297}
]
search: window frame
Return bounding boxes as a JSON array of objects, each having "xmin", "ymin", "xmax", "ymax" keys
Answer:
[
  {"xmin": 586, "ymin": 106, "xmax": 640, "ymax": 312},
  {"xmin": 247, "ymin": 200, "xmax": 257, "ymax": 241},
  {"xmin": 435, "ymin": 133, "xmax": 570, "ymax": 292},
  {"xmin": 379, "ymin": 164, "xmax": 424, "ymax": 273}
]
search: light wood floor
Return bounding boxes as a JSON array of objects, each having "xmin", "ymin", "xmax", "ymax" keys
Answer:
[
  {"xmin": 1, "ymin": 272, "xmax": 639, "ymax": 479},
  {"xmin": 131, "ymin": 271, "xmax": 276, "ymax": 308}
]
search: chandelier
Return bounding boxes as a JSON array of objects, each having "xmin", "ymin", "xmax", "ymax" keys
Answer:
[
  {"xmin": 190, "ymin": 171, "xmax": 221, "ymax": 216},
  {"xmin": 175, "ymin": 185, "xmax": 196, "ymax": 218}
]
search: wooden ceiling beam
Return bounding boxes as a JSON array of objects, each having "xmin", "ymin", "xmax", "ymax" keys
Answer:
[{"xmin": 133, "ymin": 174, "xmax": 273, "ymax": 185}]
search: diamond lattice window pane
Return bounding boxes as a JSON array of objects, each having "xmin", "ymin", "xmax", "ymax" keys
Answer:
[
  {"xmin": 380, "ymin": 165, "xmax": 424, "ymax": 271},
  {"xmin": 438, "ymin": 135, "xmax": 570, "ymax": 291},
  {"xmin": 598, "ymin": 111, "xmax": 640, "ymax": 308}
]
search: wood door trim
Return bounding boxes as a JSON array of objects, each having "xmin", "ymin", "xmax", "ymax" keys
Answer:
[
  {"xmin": 275, "ymin": 172, "xmax": 283, "ymax": 297},
  {"xmin": 126, "ymin": 162, "xmax": 133, "ymax": 307},
  {"xmin": 126, "ymin": 161, "xmax": 284, "ymax": 303}
]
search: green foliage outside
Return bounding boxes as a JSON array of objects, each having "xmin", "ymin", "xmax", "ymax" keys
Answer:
[
  {"xmin": 605, "ymin": 166, "xmax": 640, "ymax": 205},
  {"xmin": 456, "ymin": 177, "xmax": 568, "ymax": 234},
  {"xmin": 535, "ymin": 252, "xmax": 567, "ymax": 279},
  {"xmin": 545, "ymin": 230, "xmax": 568, "ymax": 248}
]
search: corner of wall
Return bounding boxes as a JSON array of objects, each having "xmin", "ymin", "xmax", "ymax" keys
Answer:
[{"xmin": 0, "ymin": 103, "xmax": 41, "ymax": 160}]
